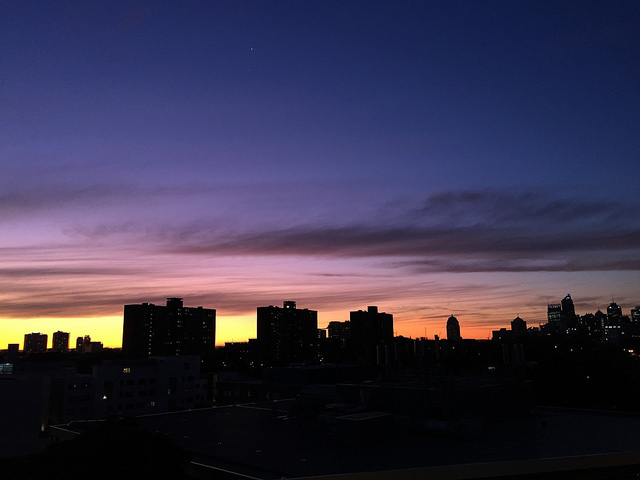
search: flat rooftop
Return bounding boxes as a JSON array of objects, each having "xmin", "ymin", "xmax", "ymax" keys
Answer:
[{"xmin": 114, "ymin": 404, "xmax": 640, "ymax": 479}]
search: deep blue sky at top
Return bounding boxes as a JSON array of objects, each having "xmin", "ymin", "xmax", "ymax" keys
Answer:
[
  {"xmin": 1, "ymin": 1, "xmax": 639, "ymax": 341},
  {"xmin": 4, "ymin": 1, "xmax": 638, "ymax": 192}
]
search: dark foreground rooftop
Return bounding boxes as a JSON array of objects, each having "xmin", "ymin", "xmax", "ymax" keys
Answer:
[{"xmin": 55, "ymin": 403, "xmax": 640, "ymax": 479}]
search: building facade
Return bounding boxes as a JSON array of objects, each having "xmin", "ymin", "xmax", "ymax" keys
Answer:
[
  {"xmin": 122, "ymin": 298, "xmax": 216, "ymax": 357},
  {"xmin": 349, "ymin": 306, "xmax": 393, "ymax": 366},
  {"xmin": 52, "ymin": 331, "xmax": 70, "ymax": 353},
  {"xmin": 257, "ymin": 301, "xmax": 318, "ymax": 366},
  {"xmin": 446, "ymin": 315, "xmax": 461, "ymax": 342},
  {"xmin": 46, "ymin": 356, "xmax": 209, "ymax": 425},
  {"xmin": 24, "ymin": 333, "xmax": 48, "ymax": 354}
]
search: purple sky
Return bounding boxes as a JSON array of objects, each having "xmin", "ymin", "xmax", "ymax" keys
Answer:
[{"xmin": 2, "ymin": 1, "xmax": 640, "ymax": 347}]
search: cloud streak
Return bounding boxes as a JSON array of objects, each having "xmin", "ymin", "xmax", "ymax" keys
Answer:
[
  {"xmin": 144, "ymin": 190, "xmax": 640, "ymax": 273},
  {"xmin": 2, "ymin": 188, "xmax": 639, "ymax": 333}
]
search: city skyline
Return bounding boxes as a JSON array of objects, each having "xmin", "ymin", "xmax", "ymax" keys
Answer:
[
  {"xmin": 5, "ymin": 294, "xmax": 640, "ymax": 350},
  {"xmin": 2, "ymin": 2, "xmax": 639, "ymax": 349}
]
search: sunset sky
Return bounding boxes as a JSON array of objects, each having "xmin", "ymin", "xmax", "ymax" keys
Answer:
[{"xmin": 2, "ymin": 1, "xmax": 640, "ymax": 349}]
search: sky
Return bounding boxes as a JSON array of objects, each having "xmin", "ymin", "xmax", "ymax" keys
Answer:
[{"xmin": 2, "ymin": 1, "xmax": 640, "ymax": 349}]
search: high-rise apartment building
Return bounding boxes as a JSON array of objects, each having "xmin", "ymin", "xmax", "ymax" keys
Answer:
[
  {"xmin": 327, "ymin": 320, "xmax": 351, "ymax": 347},
  {"xmin": 24, "ymin": 332, "xmax": 48, "ymax": 354},
  {"xmin": 256, "ymin": 301, "xmax": 318, "ymax": 366},
  {"xmin": 349, "ymin": 306, "xmax": 393, "ymax": 366},
  {"xmin": 52, "ymin": 331, "xmax": 70, "ymax": 352},
  {"xmin": 122, "ymin": 298, "xmax": 216, "ymax": 357}
]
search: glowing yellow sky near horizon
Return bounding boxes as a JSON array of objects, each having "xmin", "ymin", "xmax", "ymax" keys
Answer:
[
  {"xmin": 0, "ymin": 314, "xmax": 258, "ymax": 350},
  {"xmin": 0, "ymin": 310, "xmax": 499, "ymax": 350},
  {"xmin": 1, "ymin": 316, "xmax": 124, "ymax": 350},
  {"xmin": 0, "ymin": 305, "xmax": 561, "ymax": 351}
]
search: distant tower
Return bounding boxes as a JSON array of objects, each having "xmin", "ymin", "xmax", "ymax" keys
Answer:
[
  {"xmin": 607, "ymin": 301, "xmax": 622, "ymax": 322},
  {"xmin": 561, "ymin": 294, "xmax": 577, "ymax": 329},
  {"xmin": 561, "ymin": 294, "xmax": 575, "ymax": 318},
  {"xmin": 511, "ymin": 316, "xmax": 527, "ymax": 336},
  {"xmin": 24, "ymin": 332, "xmax": 48, "ymax": 354},
  {"xmin": 547, "ymin": 304, "xmax": 562, "ymax": 323},
  {"xmin": 446, "ymin": 315, "xmax": 461, "ymax": 342},
  {"xmin": 631, "ymin": 306, "xmax": 640, "ymax": 323},
  {"xmin": 52, "ymin": 331, "xmax": 70, "ymax": 353},
  {"xmin": 256, "ymin": 301, "xmax": 318, "ymax": 366},
  {"xmin": 122, "ymin": 298, "xmax": 216, "ymax": 357},
  {"xmin": 349, "ymin": 306, "xmax": 394, "ymax": 366},
  {"xmin": 327, "ymin": 320, "xmax": 351, "ymax": 347}
]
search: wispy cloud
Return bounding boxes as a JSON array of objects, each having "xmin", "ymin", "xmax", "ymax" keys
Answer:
[
  {"xmin": 415, "ymin": 191, "xmax": 632, "ymax": 228},
  {"xmin": 140, "ymin": 190, "xmax": 640, "ymax": 273},
  {"xmin": 3, "ymin": 189, "xmax": 638, "ymax": 324}
]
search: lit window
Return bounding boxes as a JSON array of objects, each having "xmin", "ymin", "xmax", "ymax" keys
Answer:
[{"xmin": 123, "ymin": 367, "xmax": 131, "ymax": 374}]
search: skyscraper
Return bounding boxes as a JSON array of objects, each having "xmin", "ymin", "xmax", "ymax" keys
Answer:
[
  {"xmin": 607, "ymin": 301, "xmax": 622, "ymax": 322},
  {"xmin": 561, "ymin": 294, "xmax": 576, "ymax": 318},
  {"xmin": 561, "ymin": 294, "xmax": 577, "ymax": 328},
  {"xmin": 256, "ymin": 301, "xmax": 318, "ymax": 366},
  {"xmin": 547, "ymin": 304, "xmax": 562, "ymax": 323},
  {"xmin": 446, "ymin": 315, "xmax": 461, "ymax": 342},
  {"xmin": 122, "ymin": 298, "xmax": 216, "ymax": 357}
]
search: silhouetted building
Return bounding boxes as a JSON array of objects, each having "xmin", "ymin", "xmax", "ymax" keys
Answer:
[
  {"xmin": 632, "ymin": 306, "xmax": 640, "ymax": 324},
  {"xmin": 52, "ymin": 331, "xmax": 69, "ymax": 353},
  {"xmin": 607, "ymin": 302, "xmax": 622, "ymax": 322},
  {"xmin": 350, "ymin": 306, "xmax": 393, "ymax": 366},
  {"xmin": 446, "ymin": 315, "xmax": 461, "ymax": 342},
  {"xmin": 256, "ymin": 301, "xmax": 318, "ymax": 366},
  {"xmin": 75, "ymin": 335, "xmax": 102, "ymax": 354},
  {"xmin": 6, "ymin": 344, "xmax": 19, "ymax": 364},
  {"xmin": 46, "ymin": 356, "xmax": 208, "ymax": 424},
  {"xmin": 219, "ymin": 341, "xmax": 259, "ymax": 372},
  {"xmin": 492, "ymin": 316, "xmax": 528, "ymax": 365},
  {"xmin": 579, "ymin": 312, "xmax": 603, "ymax": 340},
  {"xmin": 327, "ymin": 321, "xmax": 351, "ymax": 347},
  {"xmin": 511, "ymin": 316, "xmax": 527, "ymax": 335},
  {"xmin": 492, "ymin": 328, "xmax": 509, "ymax": 342},
  {"xmin": 323, "ymin": 320, "xmax": 352, "ymax": 363},
  {"xmin": 24, "ymin": 333, "xmax": 47, "ymax": 354},
  {"xmin": 594, "ymin": 309, "xmax": 607, "ymax": 335},
  {"xmin": 547, "ymin": 304, "xmax": 562, "ymax": 323},
  {"xmin": 561, "ymin": 294, "xmax": 577, "ymax": 329},
  {"xmin": 122, "ymin": 298, "xmax": 216, "ymax": 357},
  {"xmin": 561, "ymin": 294, "xmax": 575, "ymax": 317}
]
